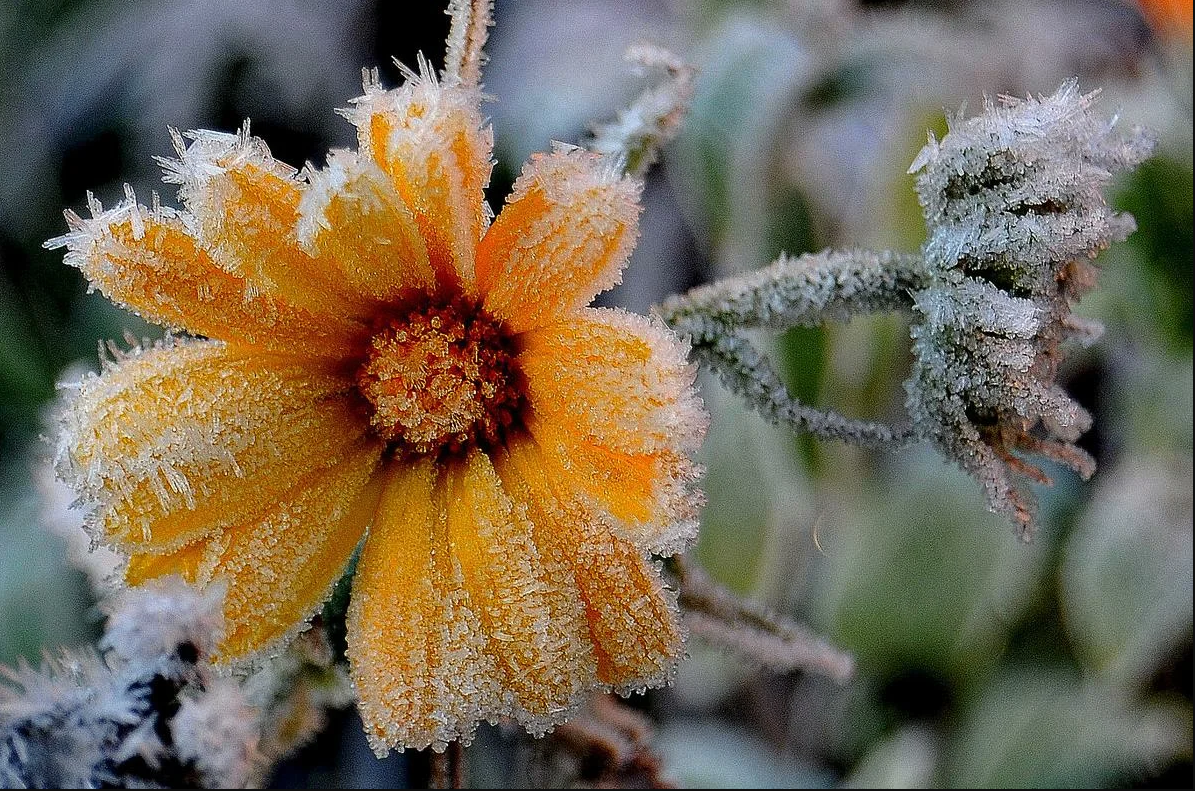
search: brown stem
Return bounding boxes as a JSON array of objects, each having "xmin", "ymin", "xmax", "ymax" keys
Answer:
[
  {"xmin": 449, "ymin": 740, "xmax": 465, "ymax": 789},
  {"xmin": 429, "ymin": 740, "xmax": 465, "ymax": 789}
]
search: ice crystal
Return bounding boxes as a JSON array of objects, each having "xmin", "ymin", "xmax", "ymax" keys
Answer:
[
  {"xmin": 0, "ymin": 579, "xmax": 256, "ymax": 789},
  {"xmin": 662, "ymin": 81, "xmax": 1153, "ymax": 537}
]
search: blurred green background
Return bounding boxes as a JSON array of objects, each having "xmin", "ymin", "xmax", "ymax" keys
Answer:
[{"xmin": 1, "ymin": 0, "xmax": 1190, "ymax": 787}]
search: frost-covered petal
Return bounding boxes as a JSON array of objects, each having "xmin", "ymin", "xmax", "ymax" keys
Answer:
[
  {"xmin": 346, "ymin": 71, "xmax": 493, "ymax": 291},
  {"xmin": 519, "ymin": 308, "xmax": 705, "ymax": 454},
  {"xmin": 298, "ymin": 149, "xmax": 436, "ymax": 303},
  {"xmin": 346, "ymin": 459, "xmax": 500, "ymax": 756},
  {"xmin": 130, "ymin": 443, "xmax": 385, "ymax": 660},
  {"xmin": 524, "ymin": 415, "xmax": 702, "ymax": 555},
  {"xmin": 498, "ymin": 435, "xmax": 683, "ymax": 691},
  {"xmin": 443, "ymin": 450, "xmax": 595, "ymax": 732},
  {"xmin": 162, "ymin": 127, "xmax": 371, "ymax": 319},
  {"xmin": 126, "ymin": 539, "xmax": 208, "ymax": 586},
  {"xmin": 45, "ymin": 199, "xmax": 369, "ymax": 357},
  {"xmin": 208, "ymin": 444, "xmax": 383, "ymax": 659},
  {"xmin": 517, "ymin": 307, "xmax": 706, "ymax": 551},
  {"xmin": 59, "ymin": 340, "xmax": 373, "ymax": 554},
  {"xmin": 477, "ymin": 147, "xmax": 641, "ymax": 333}
]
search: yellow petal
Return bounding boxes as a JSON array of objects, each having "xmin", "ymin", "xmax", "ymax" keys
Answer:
[
  {"xmin": 526, "ymin": 415, "xmax": 702, "ymax": 555},
  {"xmin": 347, "ymin": 459, "xmax": 500, "ymax": 755},
  {"xmin": 348, "ymin": 72, "xmax": 493, "ymax": 291},
  {"xmin": 298, "ymin": 149, "xmax": 436, "ymax": 303},
  {"xmin": 519, "ymin": 307, "xmax": 706, "ymax": 455},
  {"xmin": 517, "ymin": 308, "xmax": 705, "ymax": 552},
  {"xmin": 165, "ymin": 128, "xmax": 370, "ymax": 319},
  {"xmin": 47, "ymin": 200, "xmax": 368, "ymax": 358},
  {"xmin": 498, "ymin": 436, "xmax": 683, "ymax": 691},
  {"xmin": 60, "ymin": 341, "xmax": 372, "ymax": 554},
  {"xmin": 210, "ymin": 442, "xmax": 384, "ymax": 659},
  {"xmin": 444, "ymin": 450, "xmax": 595, "ymax": 730},
  {"xmin": 126, "ymin": 538, "xmax": 208, "ymax": 586},
  {"xmin": 478, "ymin": 147, "xmax": 640, "ymax": 333},
  {"xmin": 124, "ymin": 440, "xmax": 384, "ymax": 660}
]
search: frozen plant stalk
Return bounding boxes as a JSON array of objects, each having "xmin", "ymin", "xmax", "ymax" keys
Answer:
[
  {"xmin": 662, "ymin": 81, "xmax": 1154, "ymax": 538},
  {"xmin": 0, "ymin": 579, "xmax": 257, "ymax": 789}
]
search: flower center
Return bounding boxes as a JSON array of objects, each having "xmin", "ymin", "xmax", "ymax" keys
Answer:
[{"xmin": 356, "ymin": 298, "xmax": 521, "ymax": 456}]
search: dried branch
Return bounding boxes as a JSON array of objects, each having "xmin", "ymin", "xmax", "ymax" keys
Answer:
[{"xmin": 674, "ymin": 557, "xmax": 856, "ymax": 684}]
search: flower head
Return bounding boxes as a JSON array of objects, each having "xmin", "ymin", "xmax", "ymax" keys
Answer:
[{"xmin": 46, "ymin": 5, "xmax": 706, "ymax": 755}]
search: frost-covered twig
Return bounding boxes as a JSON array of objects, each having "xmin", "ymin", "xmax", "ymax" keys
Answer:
[
  {"xmin": 0, "ymin": 578, "xmax": 353, "ymax": 789},
  {"xmin": 662, "ymin": 81, "xmax": 1154, "ymax": 537},
  {"xmin": 661, "ymin": 249, "xmax": 925, "ymax": 447},
  {"xmin": 674, "ymin": 556, "xmax": 855, "ymax": 684},
  {"xmin": 664, "ymin": 249, "xmax": 928, "ymax": 332},
  {"xmin": 590, "ymin": 44, "xmax": 696, "ymax": 178},
  {"xmin": 443, "ymin": 0, "xmax": 493, "ymax": 89},
  {"xmin": 0, "ymin": 579, "xmax": 256, "ymax": 789}
]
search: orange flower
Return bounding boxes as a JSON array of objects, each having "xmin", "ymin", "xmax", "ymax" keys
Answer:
[
  {"xmin": 46, "ymin": 13, "xmax": 706, "ymax": 755},
  {"xmin": 1136, "ymin": 0, "xmax": 1193, "ymax": 38}
]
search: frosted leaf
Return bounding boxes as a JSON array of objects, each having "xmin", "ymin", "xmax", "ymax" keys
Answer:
[
  {"xmin": 171, "ymin": 680, "xmax": 259, "ymax": 786},
  {"xmin": 242, "ymin": 630, "xmax": 354, "ymax": 764},
  {"xmin": 0, "ymin": 580, "xmax": 260, "ymax": 789}
]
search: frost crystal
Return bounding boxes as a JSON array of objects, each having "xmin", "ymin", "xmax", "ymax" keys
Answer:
[
  {"xmin": 0, "ymin": 578, "xmax": 255, "ymax": 789},
  {"xmin": 663, "ymin": 81, "xmax": 1153, "ymax": 537}
]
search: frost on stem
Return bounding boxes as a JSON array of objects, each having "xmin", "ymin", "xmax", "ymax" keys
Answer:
[
  {"xmin": 661, "ymin": 81, "xmax": 1154, "ymax": 537},
  {"xmin": 590, "ymin": 44, "xmax": 696, "ymax": 178},
  {"xmin": 443, "ymin": 0, "xmax": 493, "ymax": 89},
  {"xmin": 0, "ymin": 578, "xmax": 256, "ymax": 789},
  {"xmin": 0, "ymin": 578, "xmax": 353, "ymax": 789},
  {"xmin": 661, "ymin": 249, "xmax": 927, "ymax": 447},
  {"xmin": 672, "ymin": 556, "xmax": 855, "ymax": 683}
]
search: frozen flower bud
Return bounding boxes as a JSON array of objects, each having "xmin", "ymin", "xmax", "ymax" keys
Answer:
[
  {"xmin": 906, "ymin": 81, "xmax": 1154, "ymax": 538},
  {"xmin": 663, "ymin": 81, "xmax": 1153, "ymax": 538}
]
